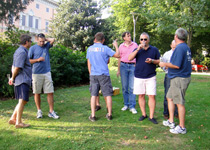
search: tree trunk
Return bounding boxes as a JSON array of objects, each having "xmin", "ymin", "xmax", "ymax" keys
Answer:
[{"xmin": 187, "ymin": 30, "xmax": 192, "ymax": 48}]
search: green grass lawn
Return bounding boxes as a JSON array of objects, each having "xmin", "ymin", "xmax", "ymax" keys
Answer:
[{"xmin": 0, "ymin": 70, "xmax": 210, "ymax": 150}]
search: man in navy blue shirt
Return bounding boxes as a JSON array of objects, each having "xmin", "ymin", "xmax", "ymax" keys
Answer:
[
  {"xmin": 8, "ymin": 34, "xmax": 32, "ymax": 128},
  {"xmin": 160, "ymin": 28, "xmax": 191, "ymax": 134},
  {"xmin": 129, "ymin": 32, "xmax": 160, "ymax": 124},
  {"xmin": 29, "ymin": 33, "xmax": 59, "ymax": 119}
]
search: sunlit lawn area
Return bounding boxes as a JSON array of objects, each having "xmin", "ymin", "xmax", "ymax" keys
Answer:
[{"xmin": 0, "ymin": 69, "xmax": 209, "ymax": 150}]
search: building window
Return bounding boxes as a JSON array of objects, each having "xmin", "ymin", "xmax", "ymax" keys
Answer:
[
  {"xmin": 35, "ymin": 19, "xmax": 39, "ymax": 29},
  {"xmin": 36, "ymin": 4, "xmax": 39, "ymax": 9},
  {"xmin": 45, "ymin": 21, "xmax": 49, "ymax": 32},
  {"xmin": 29, "ymin": 15, "xmax": 33, "ymax": 28},
  {"xmin": 46, "ymin": 8, "xmax": 49, "ymax": 12},
  {"xmin": 22, "ymin": 15, "xmax": 26, "ymax": 26}
]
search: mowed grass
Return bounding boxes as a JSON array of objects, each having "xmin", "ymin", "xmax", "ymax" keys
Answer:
[{"xmin": 0, "ymin": 70, "xmax": 209, "ymax": 150}]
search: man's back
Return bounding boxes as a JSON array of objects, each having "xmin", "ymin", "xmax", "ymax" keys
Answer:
[
  {"xmin": 168, "ymin": 43, "xmax": 192, "ymax": 78},
  {"xmin": 86, "ymin": 43, "xmax": 115, "ymax": 76}
]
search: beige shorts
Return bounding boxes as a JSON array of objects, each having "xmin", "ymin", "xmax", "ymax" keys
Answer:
[
  {"xmin": 167, "ymin": 77, "xmax": 191, "ymax": 105},
  {"xmin": 133, "ymin": 76, "xmax": 156, "ymax": 95},
  {"xmin": 32, "ymin": 72, "xmax": 54, "ymax": 94}
]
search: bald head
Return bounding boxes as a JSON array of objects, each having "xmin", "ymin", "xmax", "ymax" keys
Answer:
[{"xmin": 171, "ymin": 40, "xmax": 176, "ymax": 51}]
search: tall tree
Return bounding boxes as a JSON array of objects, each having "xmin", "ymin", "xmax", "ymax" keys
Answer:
[
  {"xmin": 0, "ymin": 0, "xmax": 33, "ymax": 24},
  {"xmin": 111, "ymin": 0, "xmax": 148, "ymax": 42},
  {"xmin": 50, "ymin": 0, "xmax": 101, "ymax": 51}
]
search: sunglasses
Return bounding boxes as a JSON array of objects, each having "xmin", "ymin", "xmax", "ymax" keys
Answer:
[{"xmin": 140, "ymin": 39, "xmax": 147, "ymax": 41}]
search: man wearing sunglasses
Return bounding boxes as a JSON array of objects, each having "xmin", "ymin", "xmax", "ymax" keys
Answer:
[
  {"xmin": 129, "ymin": 32, "xmax": 160, "ymax": 124},
  {"xmin": 28, "ymin": 33, "xmax": 59, "ymax": 119}
]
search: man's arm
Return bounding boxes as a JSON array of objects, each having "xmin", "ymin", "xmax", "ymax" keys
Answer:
[
  {"xmin": 128, "ymin": 44, "xmax": 144, "ymax": 61},
  {"xmin": 112, "ymin": 41, "xmax": 120, "ymax": 58},
  {"xmin": 159, "ymin": 62, "xmax": 179, "ymax": 69},
  {"xmin": 145, "ymin": 58, "xmax": 160, "ymax": 65},
  {"xmin": 87, "ymin": 59, "xmax": 91, "ymax": 74},
  {"xmin": 9, "ymin": 66, "xmax": 20, "ymax": 85},
  {"xmin": 29, "ymin": 57, "xmax": 45, "ymax": 64},
  {"xmin": 46, "ymin": 38, "xmax": 55, "ymax": 45}
]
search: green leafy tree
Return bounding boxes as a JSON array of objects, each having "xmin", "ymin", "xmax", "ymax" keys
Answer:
[
  {"xmin": 144, "ymin": 0, "xmax": 210, "ymax": 48},
  {"xmin": 0, "ymin": 0, "xmax": 33, "ymax": 25},
  {"xmin": 50, "ymin": 0, "xmax": 101, "ymax": 51},
  {"xmin": 111, "ymin": 0, "xmax": 148, "ymax": 42}
]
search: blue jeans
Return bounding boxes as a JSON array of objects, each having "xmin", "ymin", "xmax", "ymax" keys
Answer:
[
  {"xmin": 120, "ymin": 62, "xmax": 136, "ymax": 109},
  {"xmin": 164, "ymin": 74, "xmax": 178, "ymax": 115}
]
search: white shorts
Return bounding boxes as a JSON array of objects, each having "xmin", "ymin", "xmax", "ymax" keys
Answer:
[
  {"xmin": 133, "ymin": 76, "xmax": 156, "ymax": 95},
  {"xmin": 32, "ymin": 72, "xmax": 54, "ymax": 94}
]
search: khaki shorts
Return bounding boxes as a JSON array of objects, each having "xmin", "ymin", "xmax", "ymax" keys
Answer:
[
  {"xmin": 32, "ymin": 72, "xmax": 54, "ymax": 94},
  {"xmin": 133, "ymin": 76, "xmax": 156, "ymax": 95},
  {"xmin": 167, "ymin": 77, "xmax": 191, "ymax": 105}
]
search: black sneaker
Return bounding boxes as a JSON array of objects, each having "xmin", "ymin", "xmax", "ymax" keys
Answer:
[
  {"xmin": 138, "ymin": 115, "xmax": 148, "ymax": 121},
  {"xmin": 89, "ymin": 116, "xmax": 96, "ymax": 122},
  {"xmin": 95, "ymin": 106, "xmax": 101, "ymax": 111},
  {"xmin": 148, "ymin": 118, "xmax": 158, "ymax": 124},
  {"xmin": 106, "ymin": 113, "xmax": 112, "ymax": 120}
]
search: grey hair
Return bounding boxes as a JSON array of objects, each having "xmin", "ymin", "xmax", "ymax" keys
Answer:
[
  {"xmin": 175, "ymin": 28, "xmax": 188, "ymax": 41},
  {"xmin": 140, "ymin": 32, "xmax": 150, "ymax": 40}
]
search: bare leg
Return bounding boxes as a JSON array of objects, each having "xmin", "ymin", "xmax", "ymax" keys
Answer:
[
  {"xmin": 168, "ymin": 98, "xmax": 175, "ymax": 123},
  {"xmin": 91, "ymin": 96, "xmax": 96, "ymax": 117},
  {"xmin": 47, "ymin": 93, "xmax": 54, "ymax": 113},
  {"xmin": 105, "ymin": 96, "xmax": 112, "ymax": 116},
  {"xmin": 34, "ymin": 94, "xmax": 41, "ymax": 110},
  {"xmin": 177, "ymin": 104, "xmax": 185, "ymax": 128},
  {"xmin": 138, "ymin": 94, "xmax": 146, "ymax": 116},
  {"xmin": 148, "ymin": 95, "xmax": 156, "ymax": 118},
  {"xmin": 16, "ymin": 99, "xmax": 27, "ymax": 124},
  {"xmin": 10, "ymin": 104, "xmax": 19, "ymax": 122},
  {"xmin": 96, "ymin": 96, "xmax": 100, "ymax": 106}
]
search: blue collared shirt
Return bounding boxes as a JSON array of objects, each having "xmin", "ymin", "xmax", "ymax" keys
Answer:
[{"xmin": 13, "ymin": 46, "xmax": 32, "ymax": 86}]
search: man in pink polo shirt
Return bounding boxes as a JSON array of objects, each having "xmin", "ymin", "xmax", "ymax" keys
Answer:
[{"xmin": 117, "ymin": 32, "xmax": 138, "ymax": 114}]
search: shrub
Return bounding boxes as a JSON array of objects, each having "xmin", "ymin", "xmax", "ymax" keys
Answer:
[
  {"xmin": 0, "ymin": 41, "xmax": 17, "ymax": 97},
  {"xmin": 50, "ymin": 44, "xmax": 89, "ymax": 86}
]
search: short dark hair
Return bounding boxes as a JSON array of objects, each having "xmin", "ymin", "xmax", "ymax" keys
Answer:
[
  {"xmin": 122, "ymin": 32, "xmax": 130, "ymax": 40},
  {"xmin": 19, "ymin": 34, "xmax": 31, "ymax": 45},
  {"xmin": 37, "ymin": 33, "xmax": 45, "ymax": 38},
  {"xmin": 94, "ymin": 32, "xmax": 105, "ymax": 42}
]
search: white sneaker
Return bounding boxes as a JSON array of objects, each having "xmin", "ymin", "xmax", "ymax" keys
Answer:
[
  {"xmin": 170, "ymin": 125, "xmax": 187, "ymax": 134},
  {"xmin": 48, "ymin": 111, "xmax": 59, "ymax": 119},
  {"xmin": 37, "ymin": 110, "xmax": 43, "ymax": 118},
  {"xmin": 163, "ymin": 120, "xmax": 175, "ymax": 129},
  {"xmin": 130, "ymin": 108, "xmax": 137, "ymax": 114},
  {"xmin": 121, "ymin": 106, "xmax": 128, "ymax": 111}
]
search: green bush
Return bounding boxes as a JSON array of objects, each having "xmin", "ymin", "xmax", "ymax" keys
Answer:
[
  {"xmin": 0, "ymin": 39, "xmax": 89, "ymax": 97},
  {"xmin": 0, "ymin": 41, "xmax": 17, "ymax": 97},
  {"xmin": 50, "ymin": 44, "xmax": 89, "ymax": 86}
]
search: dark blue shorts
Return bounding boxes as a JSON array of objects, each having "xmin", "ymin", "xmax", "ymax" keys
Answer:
[
  {"xmin": 14, "ymin": 83, "xmax": 30, "ymax": 101},
  {"xmin": 89, "ymin": 75, "xmax": 113, "ymax": 96}
]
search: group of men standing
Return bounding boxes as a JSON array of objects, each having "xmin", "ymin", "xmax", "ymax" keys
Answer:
[
  {"xmin": 8, "ymin": 28, "xmax": 191, "ymax": 135},
  {"xmin": 86, "ymin": 28, "xmax": 192, "ymax": 134}
]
